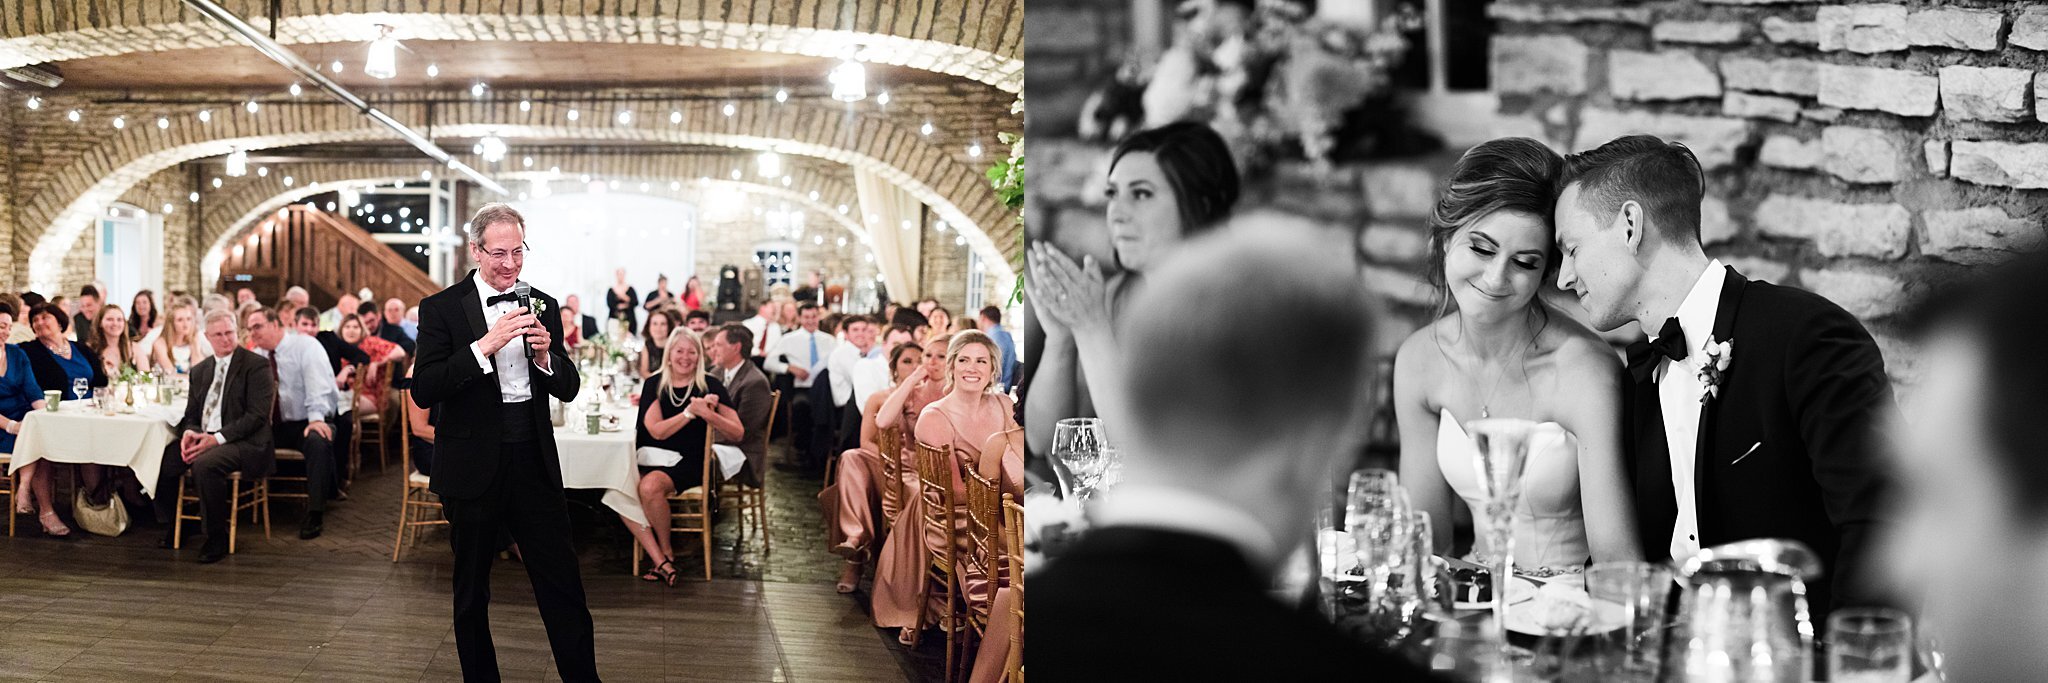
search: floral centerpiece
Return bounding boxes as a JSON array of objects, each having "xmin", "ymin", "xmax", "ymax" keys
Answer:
[{"xmin": 1096, "ymin": 0, "xmax": 1425, "ymax": 170}]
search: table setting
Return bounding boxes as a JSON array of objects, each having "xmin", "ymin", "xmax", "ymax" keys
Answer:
[{"xmin": 10, "ymin": 372, "xmax": 188, "ymax": 499}]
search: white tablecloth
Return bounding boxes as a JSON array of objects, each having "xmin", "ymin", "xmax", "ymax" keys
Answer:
[
  {"xmin": 552, "ymin": 409, "xmax": 648, "ymax": 527},
  {"xmin": 11, "ymin": 408, "xmax": 176, "ymax": 497}
]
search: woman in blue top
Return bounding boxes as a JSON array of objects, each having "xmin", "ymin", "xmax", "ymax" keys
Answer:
[
  {"xmin": 0, "ymin": 303, "xmax": 57, "ymax": 537},
  {"xmin": 15, "ymin": 302, "xmax": 104, "ymax": 539}
]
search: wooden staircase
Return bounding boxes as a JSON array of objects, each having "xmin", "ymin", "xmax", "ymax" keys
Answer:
[{"xmin": 217, "ymin": 205, "xmax": 439, "ymax": 308}]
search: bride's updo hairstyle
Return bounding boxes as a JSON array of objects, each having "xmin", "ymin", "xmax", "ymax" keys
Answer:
[
  {"xmin": 1109, "ymin": 122, "xmax": 1243, "ymax": 245},
  {"xmin": 1424, "ymin": 138, "xmax": 1565, "ymax": 312}
]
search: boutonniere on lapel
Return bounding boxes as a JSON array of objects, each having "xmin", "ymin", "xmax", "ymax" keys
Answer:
[
  {"xmin": 531, "ymin": 298, "xmax": 549, "ymax": 317},
  {"xmin": 1696, "ymin": 336, "xmax": 1733, "ymax": 403}
]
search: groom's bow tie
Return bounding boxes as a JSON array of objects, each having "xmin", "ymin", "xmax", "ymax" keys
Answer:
[
  {"xmin": 1626, "ymin": 317, "xmax": 1688, "ymax": 383},
  {"xmin": 485, "ymin": 292, "xmax": 521, "ymax": 306}
]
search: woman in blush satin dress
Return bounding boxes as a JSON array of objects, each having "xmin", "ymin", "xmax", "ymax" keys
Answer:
[
  {"xmin": 821, "ymin": 341, "xmax": 927, "ymax": 592},
  {"xmin": 873, "ymin": 331, "xmax": 1017, "ymax": 647},
  {"xmin": 967, "ymin": 426, "xmax": 1024, "ymax": 683}
]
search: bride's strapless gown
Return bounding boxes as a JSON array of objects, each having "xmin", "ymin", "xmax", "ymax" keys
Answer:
[{"xmin": 1436, "ymin": 408, "xmax": 1589, "ymax": 573}]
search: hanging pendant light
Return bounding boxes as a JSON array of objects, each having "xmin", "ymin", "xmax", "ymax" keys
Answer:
[
  {"xmin": 225, "ymin": 149, "xmax": 249, "ymax": 177},
  {"xmin": 757, "ymin": 150, "xmax": 783, "ymax": 178},
  {"xmin": 829, "ymin": 59, "xmax": 867, "ymax": 102},
  {"xmin": 364, "ymin": 25, "xmax": 400, "ymax": 80},
  {"xmin": 477, "ymin": 135, "xmax": 508, "ymax": 163}
]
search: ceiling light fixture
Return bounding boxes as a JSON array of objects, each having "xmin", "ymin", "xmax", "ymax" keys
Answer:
[
  {"xmin": 426, "ymin": 63, "xmax": 439, "ymax": 78},
  {"xmin": 66, "ymin": 109, "xmax": 80, "ymax": 122},
  {"xmin": 198, "ymin": 109, "xmax": 212, "ymax": 123},
  {"xmin": 616, "ymin": 109, "xmax": 632, "ymax": 125},
  {"xmin": 111, "ymin": 115, "xmax": 125, "ymax": 129},
  {"xmin": 25, "ymin": 96, "xmax": 40, "ymax": 109},
  {"xmin": 478, "ymin": 135, "xmax": 508, "ymax": 163},
  {"xmin": 921, "ymin": 121, "xmax": 934, "ymax": 136},
  {"xmin": 470, "ymin": 83, "xmax": 486, "ymax": 98},
  {"xmin": 519, "ymin": 99, "xmax": 531, "ymax": 112},
  {"xmin": 567, "ymin": 108, "xmax": 580, "ymax": 121},
  {"xmin": 256, "ymin": 166, "xmax": 269, "ymax": 177},
  {"xmin": 522, "ymin": 156, "xmax": 533, "ymax": 168},
  {"xmin": 225, "ymin": 149, "xmax": 248, "ymax": 177},
  {"xmin": 876, "ymin": 91, "xmax": 890, "ymax": 106},
  {"xmin": 670, "ymin": 110, "xmax": 682, "ymax": 124},
  {"xmin": 156, "ymin": 116, "xmax": 169, "ymax": 129},
  {"xmin": 330, "ymin": 60, "xmax": 344, "ymax": 74},
  {"xmin": 757, "ymin": 150, "xmax": 783, "ymax": 178},
  {"xmin": 163, "ymin": 203, "xmax": 175, "ymax": 214},
  {"xmin": 364, "ymin": 25, "xmax": 399, "ymax": 79},
  {"xmin": 244, "ymin": 100, "xmax": 259, "ymax": 114},
  {"xmin": 722, "ymin": 102, "xmax": 736, "ymax": 117},
  {"xmin": 189, "ymin": 192, "xmax": 200, "ymax": 202},
  {"xmin": 830, "ymin": 59, "xmax": 867, "ymax": 102},
  {"xmin": 968, "ymin": 140, "xmax": 984, "ymax": 157},
  {"xmin": 289, "ymin": 82, "xmax": 302, "ymax": 96},
  {"xmin": 775, "ymin": 89, "xmax": 788, "ymax": 103}
]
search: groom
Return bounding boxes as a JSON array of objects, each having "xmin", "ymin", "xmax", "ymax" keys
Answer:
[{"xmin": 1552, "ymin": 135, "xmax": 1895, "ymax": 620}]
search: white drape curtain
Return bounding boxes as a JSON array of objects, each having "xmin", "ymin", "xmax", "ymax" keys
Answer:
[{"xmin": 855, "ymin": 167, "xmax": 923, "ymax": 303}]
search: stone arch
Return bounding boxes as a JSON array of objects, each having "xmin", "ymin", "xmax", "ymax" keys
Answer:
[
  {"xmin": 0, "ymin": 0, "xmax": 1023, "ymax": 92},
  {"xmin": 21, "ymin": 97, "xmax": 1014, "ymax": 292}
]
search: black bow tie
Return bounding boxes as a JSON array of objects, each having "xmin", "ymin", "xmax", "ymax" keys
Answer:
[
  {"xmin": 485, "ymin": 292, "xmax": 520, "ymax": 306},
  {"xmin": 1626, "ymin": 317, "xmax": 1688, "ymax": 383}
]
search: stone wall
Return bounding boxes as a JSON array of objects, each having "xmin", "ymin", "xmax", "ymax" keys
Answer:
[{"xmin": 1491, "ymin": 0, "xmax": 2048, "ymax": 382}]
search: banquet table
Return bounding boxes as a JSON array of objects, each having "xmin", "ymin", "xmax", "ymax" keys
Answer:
[
  {"xmin": 11, "ymin": 406, "xmax": 179, "ymax": 498},
  {"xmin": 551, "ymin": 405, "xmax": 650, "ymax": 527}
]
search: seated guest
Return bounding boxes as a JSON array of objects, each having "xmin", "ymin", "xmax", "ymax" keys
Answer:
[
  {"xmin": 683, "ymin": 309, "xmax": 711, "ymax": 334},
  {"xmin": 245, "ymin": 308, "xmax": 344, "ymax": 540},
  {"xmin": 0, "ymin": 303, "xmax": 55, "ymax": 534},
  {"xmin": 381, "ymin": 298, "xmax": 413, "ymax": 343},
  {"xmin": 86, "ymin": 304, "xmax": 142, "ymax": 375},
  {"xmin": 153, "ymin": 309, "xmax": 275, "ymax": 563},
  {"xmin": 822, "ymin": 341, "xmax": 926, "ymax": 592},
  {"xmin": 827, "ymin": 315, "xmax": 884, "ymax": 452},
  {"xmin": 927, "ymin": 306, "xmax": 954, "ymax": 338},
  {"xmin": 128, "ymin": 290, "xmax": 163, "ymax": 361},
  {"xmin": 1034, "ymin": 216, "xmax": 1434, "ymax": 680},
  {"xmin": 970, "ymin": 424, "xmax": 1027, "ymax": 683},
  {"xmin": 319, "ymin": 293, "xmax": 360, "ymax": 332},
  {"xmin": 16, "ymin": 302, "xmax": 107, "ymax": 537},
  {"xmin": 627, "ymin": 329, "xmax": 744, "ymax": 585},
  {"xmin": 1882, "ymin": 252, "xmax": 2048, "ymax": 683},
  {"xmin": 875, "ymin": 331, "xmax": 1007, "ymax": 646},
  {"xmin": 565, "ymin": 294, "xmax": 600, "ymax": 340},
  {"xmin": 72, "ymin": 285, "xmax": 102, "ymax": 342},
  {"xmin": 338, "ymin": 313, "xmax": 404, "ymax": 415},
  {"xmin": 704, "ymin": 324, "xmax": 775, "ymax": 486},
  {"xmin": 560, "ymin": 307, "xmax": 584, "ymax": 351},
  {"xmin": 152, "ymin": 298, "xmax": 212, "ymax": 377},
  {"xmin": 358, "ymin": 300, "xmax": 414, "ymax": 355},
  {"xmin": 637, "ymin": 309, "xmax": 681, "ymax": 379}
]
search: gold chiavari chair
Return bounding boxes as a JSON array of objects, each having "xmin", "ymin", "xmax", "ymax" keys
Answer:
[
  {"xmin": 718, "ymin": 389, "xmax": 779, "ymax": 553},
  {"xmin": 960, "ymin": 464, "xmax": 1004, "ymax": 680},
  {"xmin": 172, "ymin": 470, "xmax": 270, "ymax": 553},
  {"xmin": 633, "ymin": 429, "xmax": 717, "ymax": 581},
  {"xmin": 877, "ymin": 425, "xmax": 906, "ymax": 524},
  {"xmin": 1002, "ymin": 495, "xmax": 1025, "ymax": 683},
  {"xmin": 1, "ymin": 453, "xmax": 15, "ymax": 537},
  {"xmin": 915, "ymin": 440, "xmax": 966, "ymax": 681},
  {"xmin": 357, "ymin": 357, "xmax": 403, "ymax": 473},
  {"xmin": 391, "ymin": 390, "xmax": 446, "ymax": 561}
]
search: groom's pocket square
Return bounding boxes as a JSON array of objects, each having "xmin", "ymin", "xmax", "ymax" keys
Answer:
[{"xmin": 1731, "ymin": 442, "xmax": 1762, "ymax": 465}]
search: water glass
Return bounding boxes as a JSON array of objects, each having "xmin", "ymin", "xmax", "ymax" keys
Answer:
[
  {"xmin": 1345, "ymin": 469, "xmax": 1408, "ymax": 571},
  {"xmin": 1425, "ymin": 615, "xmax": 1513, "ymax": 683},
  {"xmin": 1586, "ymin": 560, "xmax": 1677, "ymax": 681},
  {"xmin": 1828, "ymin": 607, "xmax": 1913, "ymax": 683}
]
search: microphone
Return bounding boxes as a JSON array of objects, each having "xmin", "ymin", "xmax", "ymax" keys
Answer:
[{"xmin": 514, "ymin": 281, "xmax": 535, "ymax": 360}]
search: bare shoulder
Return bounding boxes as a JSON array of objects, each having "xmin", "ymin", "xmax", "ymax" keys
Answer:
[{"xmin": 1394, "ymin": 318, "xmax": 1452, "ymax": 406}]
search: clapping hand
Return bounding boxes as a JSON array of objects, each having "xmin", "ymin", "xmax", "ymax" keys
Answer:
[
  {"xmin": 688, "ymin": 394, "xmax": 721, "ymax": 417},
  {"xmin": 1028, "ymin": 243, "xmax": 1112, "ymax": 334}
]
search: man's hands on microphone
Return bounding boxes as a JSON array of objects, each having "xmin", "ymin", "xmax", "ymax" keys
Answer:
[{"xmin": 480, "ymin": 308, "xmax": 540, "ymax": 357}]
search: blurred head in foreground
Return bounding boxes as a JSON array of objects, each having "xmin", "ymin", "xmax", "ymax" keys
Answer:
[
  {"xmin": 1884, "ymin": 250, "xmax": 2048, "ymax": 682},
  {"xmin": 1113, "ymin": 210, "xmax": 1377, "ymax": 573}
]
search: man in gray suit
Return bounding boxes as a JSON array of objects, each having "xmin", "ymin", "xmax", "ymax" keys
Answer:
[
  {"xmin": 708, "ymin": 323, "xmax": 775, "ymax": 487},
  {"xmin": 155, "ymin": 308, "xmax": 276, "ymax": 564}
]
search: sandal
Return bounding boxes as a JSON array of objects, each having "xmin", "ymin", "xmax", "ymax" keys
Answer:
[
  {"xmin": 641, "ymin": 559, "xmax": 677, "ymax": 586},
  {"xmin": 836, "ymin": 561, "xmax": 862, "ymax": 594},
  {"xmin": 38, "ymin": 510, "xmax": 71, "ymax": 539}
]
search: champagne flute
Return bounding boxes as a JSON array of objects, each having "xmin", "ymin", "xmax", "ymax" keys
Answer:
[{"xmin": 1465, "ymin": 418, "xmax": 1539, "ymax": 653}]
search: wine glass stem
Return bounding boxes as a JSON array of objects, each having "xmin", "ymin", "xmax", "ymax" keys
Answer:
[{"xmin": 1488, "ymin": 523, "xmax": 1513, "ymax": 655}]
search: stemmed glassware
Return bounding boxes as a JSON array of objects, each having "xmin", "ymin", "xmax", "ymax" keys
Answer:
[
  {"xmin": 1465, "ymin": 418, "xmax": 1538, "ymax": 653},
  {"xmin": 1344, "ymin": 469, "xmax": 1413, "ymax": 645},
  {"xmin": 1049, "ymin": 418, "xmax": 1105, "ymax": 500}
]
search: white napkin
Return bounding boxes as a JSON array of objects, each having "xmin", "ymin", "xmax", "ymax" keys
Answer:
[
  {"xmin": 635, "ymin": 446, "xmax": 683, "ymax": 468},
  {"xmin": 711, "ymin": 444, "xmax": 746, "ymax": 481}
]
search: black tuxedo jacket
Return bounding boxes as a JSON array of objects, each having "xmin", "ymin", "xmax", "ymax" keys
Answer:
[
  {"xmin": 177, "ymin": 348, "xmax": 278, "ymax": 475},
  {"xmin": 409, "ymin": 272, "xmax": 580, "ymax": 500},
  {"xmin": 1624, "ymin": 266, "xmax": 1895, "ymax": 615},
  {"xmin": 1033, "ymin": 526, "xmax": 1440, "ymax": 682}
]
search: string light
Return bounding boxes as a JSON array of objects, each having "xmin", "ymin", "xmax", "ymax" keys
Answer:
[
  {"xmin": 616, "ymin": 109, "xmax": 632, "ymax": 125},
  {"xmin": 722, "ymin": 103, "xmax": 736, "ymax": 117},
  {"xmin": 567, "ymin": 108, "xmax": 580, "ymax": 121},
  {"xmin": 289, "ymin": 83, "xmax": 302, "ymax": 97},
  {"xmin": 156, "ymin": 117, "xmax": 169, "ymax": 129},
  {"xmin": 25, "ymin": 96, "xmax": 40, "ymax": 110},
  {"xmin": 921, "ymin": 121, "xmax": 934, "ymax": 136},
  {"xmin": 775, "ymin": 89, "xmax": 788, "ymax": 103},
  {"xmin": 111, "ymin": 116, "xmax": 125, "ymax": 129},
  {"xmin": 198, "ymin": 109, "xmax": 211, "ymax": 123},
  {"xmin": 245, "ymin": 100, "xmax": 260, "ymax": 114},
  {"xmin": 519, "ymin": 99, "xmax": 531, "ymax": 112},
  {"xmin": 66, "ymin": 110, "xmax": 80, "ymax": 122}
]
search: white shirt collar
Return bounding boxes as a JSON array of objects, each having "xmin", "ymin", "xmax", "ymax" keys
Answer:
[
  {"xmin": 1664, "ymin": 259, "xmax": 1727, "ymax": 357},
  {"xmin": 1092, "ymin": 484, "xmax": 1282, "ymax": 569},
  {"xmin": 473, "ymin": 270, "xmax": 509, "ymax": 300}
]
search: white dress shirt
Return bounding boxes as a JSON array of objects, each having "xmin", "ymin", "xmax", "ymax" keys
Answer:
[
  {"xmin": 827, "ymin": 341, "xmax": 883, "ymax": 407},
  {"xmin": 1659, "ymin": 259, "xmax": 1726, "ymax": 562},
  {"xmin": 849, "ymin": 354, "xmax": 892, "ymax": 411},
  {"xmin": 263, "ymin": 333, "xmax": 337, "ymax": 424},
  {"xmin": 468, "ymin": 272, "xmax": 552, "ymax": 403},
  {"xmin": 763, "ymin": 327, "xmax": 836, "ymax": 389}
]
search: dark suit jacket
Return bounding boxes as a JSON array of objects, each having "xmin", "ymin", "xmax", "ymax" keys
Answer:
[
  {"xmin": 177, "ymin": 348, "xmax": 278, "ymax": 476},
  {"xmin": 578, "ymin": 314, "xmax": 600, "ymax": 341},
  {"xmin": 719, "ymin": 361, "xmax": 774, "ymax": 485},
  {"xmin": 1625, "ymin": 266, "xmax": 1895, "ymax": 616},
  {"xmin": 1034, "ymin": 526, "xmax": 1440, "ymax": 682},
  {"xmin": 408, "ymin": 272, "xmax": 580, "ymax": 500},
  {"xmin": 19, "ymin": 340, "xmax": 106, "ymax": 398}
]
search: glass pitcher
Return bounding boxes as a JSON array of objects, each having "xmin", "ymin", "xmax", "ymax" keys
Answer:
[{"xmin": 1674, "ymin": 538, "xmax": 1823, "ymax": 682}]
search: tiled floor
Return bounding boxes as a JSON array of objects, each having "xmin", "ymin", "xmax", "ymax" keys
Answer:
[{"xmin": 0, "ymin": 437, "xmax": 944, "ymax": 681}]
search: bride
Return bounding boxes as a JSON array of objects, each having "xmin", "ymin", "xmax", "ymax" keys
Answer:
[{"xmin": 1392, "ymin": 137, "xmax": 1639, "ymax": 573}]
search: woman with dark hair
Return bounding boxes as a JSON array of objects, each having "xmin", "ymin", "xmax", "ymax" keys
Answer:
[
  {"xmin": 128, "ymin": 289, "xmax": 162, "ymax": 355},
  {"xmin": 820, "ymin": 341, "xmax": 926, "ymax": 593},
  {"xmin": 637, "ymin": 309, "xmax": 682, "ymax": 379},
  {"xmin": 680, "ymin": 275, "xmax": 705, "ymax": 312},
  {"xmin": 643, "ymin": 273, "xmax": 677, "ymax": 313},
  {"xmin": 0, "ymin": 303, "xmax": 54, "ymax": 532},
  {"xmin": 1391, "ymin": 137, "xmax": 1637, "ymax": 574},
  {"xmin": 1025, "ymin": 121, "xmax": 1242, "ymax": 456},
  {"xmin": 15, "ymin": 302, "xmax": 106, "ymax": 538}
]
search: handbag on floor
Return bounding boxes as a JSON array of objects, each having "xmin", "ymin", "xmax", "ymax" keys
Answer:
[{"xmin": 71, "ymin": 486, "xmax": 129, "ymax": 537}]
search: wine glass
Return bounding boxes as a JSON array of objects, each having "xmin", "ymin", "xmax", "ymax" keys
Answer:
[
  {"xmin": 1465, "ymin": 418, "xmax": 1539, "ymax": 653},
  {"xmin": 1089, "ymin": 445, "xmax": 1125, "ymax": 497},
  {"xmin": 1344, "ymin": 469, "xmax": 1412, "ymax": 644},
  {"xmin": 1828, "ymin": 608, "xmax": 1913, "ymax": 683},
  {"xmin": 72, "ymin": 376, "xmax": 90, "ymax": 400},
  {"xmin": 1049, "ymin": 418, "xmax": 1104, "ymax": 500}
]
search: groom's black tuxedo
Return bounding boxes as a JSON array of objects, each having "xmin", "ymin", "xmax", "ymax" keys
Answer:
[{"xmin": 1624, "ymin": 266, "xmax": 1895, "ymax": 619}]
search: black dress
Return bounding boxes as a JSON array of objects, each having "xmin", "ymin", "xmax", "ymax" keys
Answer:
[
  {"xmin": 606, "ymin": 287, "xmax": 639, "ymax": 334},
  {"xmin": 634, "ymin": 375, "xmax": 730, "ymax": 491}
]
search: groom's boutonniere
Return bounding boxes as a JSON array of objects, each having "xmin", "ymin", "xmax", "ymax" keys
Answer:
[
  {"xmin": 1697, "ymin": 336, "xmax": 1733, "ymax": 403},
  {"xmin": 531, "ymin": 298, "xmax": 549, "ymax": 316}
]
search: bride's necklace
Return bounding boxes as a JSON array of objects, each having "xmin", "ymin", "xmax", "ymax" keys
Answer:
[{"xmin": 1475, "ymin": 350, "xmax": 1528, "ymax": 420}]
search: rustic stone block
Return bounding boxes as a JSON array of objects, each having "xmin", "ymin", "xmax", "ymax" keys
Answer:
[
  {"xmin": 1801, "ymin": 106, "xmax": 1844, "ymax": 123},
  {"xmin": 1700, "ymin": 197, "xmax": 1737, "ymax": 246},
  {"xmin": 1487, "ymin": 3, "xmax": 1655, "ymax": 25},
  {"xmin": 1802, "ymin": 269, "xmax": 1909, "ymax": 319},
  {"xmin": 1951, "ymin": 140, "xmax": 2048, "ymax": 189},
  {"xmin": 1818, "ymin": 4, "xmax": 1909, "ymax": 54},
  {"xmin": 1360, "ymin": 163, "xmax": 1443, "ymax": 219},
  {"xmin": 2012, "ymin": 8, "xmax": 2048, "ymax": 51},
  {"xmin": 1922, "ymin": 207, "xmax": 2047, "ymax": 264},
  {"xmin": 1573, "ymin": 108, "xmax": 1753, "ymax": 169},
  {"xmin": 1939, "ymin": 65, "xmax": 2032, "ymax": 122},
  {"xmin": 1822, "ymin": 126, "xmax": 1903, "ymax": 184},
  {"xmin": 2037, "ymin": 72, "xmax": 2048, "ymax": 123},
  {"xmin": 1905, "ymin": 8, "xmax": 2005, "ymax": 51},
  {"xmin": 1754, "ymin": 194, "xmax": 1911, "ymax": 258},
  {"xmin": 1493, "ymin": 35, "xmax": 1590, "ymax": 95},
  {"xmin": 1611, "ymin": 50, "xmax": 1723, "ymax": 101},
  {"xmin": 1760, "ymin": 135, "xmax": 1823, "ymax": 170},
  {"xmin": 1725, "ymin": 92, "xmax": 1802, "ymax": 122},
  {"xmin": 1654, "ymin": 21, "xmax": 1747, "ymax": 44},
  {"xmin": 1721, "ymin": 57, "xmax": 1820, "ymax": 97},
  {"xmin": 1762, "ymin": 17, "xmax": 1819, "ymax": 45},
  {"xmin": 1817, "ymin": 64, "xmax": 1939, "ymax": 116},
  {"xmin": 1926, "ymin": 140, "xmax": 1950, "ymax": 177}
]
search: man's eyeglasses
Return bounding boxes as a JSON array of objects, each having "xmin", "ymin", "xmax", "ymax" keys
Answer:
[{"xmin": 476, "ymin": 243, "xmax": 531, "ymax": 262}]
